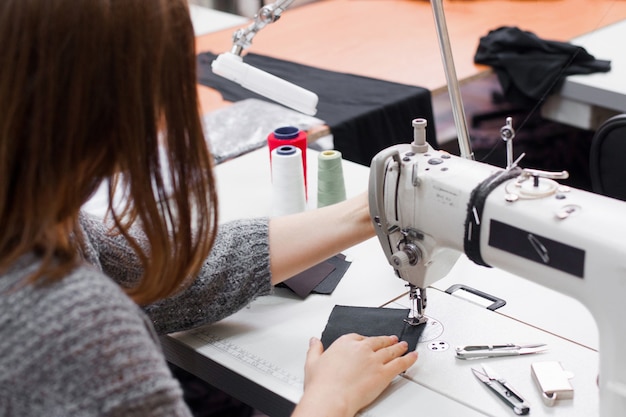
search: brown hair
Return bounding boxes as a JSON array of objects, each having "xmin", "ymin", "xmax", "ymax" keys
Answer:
[{"xmin": 0, "ymin": 0, "xmax": 218, "ymax": 305}]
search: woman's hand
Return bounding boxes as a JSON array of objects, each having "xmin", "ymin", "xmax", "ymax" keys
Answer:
[{"xmin": 292, "ymin": 333, "xmax": 418, "ymax": 417}]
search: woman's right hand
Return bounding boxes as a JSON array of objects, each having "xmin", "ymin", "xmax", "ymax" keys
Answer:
[{"xmin": 291, "ymin": 333, "xmax": 418, "ymax": 417}]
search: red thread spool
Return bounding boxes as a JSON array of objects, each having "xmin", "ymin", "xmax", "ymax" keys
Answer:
[{"xmin": 268, "ymin": 126, "xmax": 307, "ymax": 197}]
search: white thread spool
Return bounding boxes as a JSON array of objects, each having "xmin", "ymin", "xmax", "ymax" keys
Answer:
[{"xmin": 271, "ymin": 145, "xmax": 306, "ymax": 217}]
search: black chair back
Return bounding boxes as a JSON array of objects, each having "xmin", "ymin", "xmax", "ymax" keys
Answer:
[{"xmin": 590, "ymin": 114, "xmax": 626, "ymax": 201}]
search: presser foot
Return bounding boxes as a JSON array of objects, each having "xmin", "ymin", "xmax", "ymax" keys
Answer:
[
  {"xmin": 404, "ymin": 315, "xmax": 428, "ymax": 326},
  {"xmin": 405, "ymin": 285, "xmax": 428, "ymax": 326}
]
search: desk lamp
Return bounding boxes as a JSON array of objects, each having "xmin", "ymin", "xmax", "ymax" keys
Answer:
[{"xmin": 210, "ymin": 0, "xmax": 319, "ymax": 116}]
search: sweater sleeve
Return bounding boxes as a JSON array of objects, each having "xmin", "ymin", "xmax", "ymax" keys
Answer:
[
  {"xmin": 144, "ymin": 218, "xmax": 273, "ymax": 334},
  {"xmin": 80, "ymin": 212, "xmax": 273, "ymax": 335},
  {"xmin": 0, "ymin": 265, "xmax": 192, "ymax": 417}
]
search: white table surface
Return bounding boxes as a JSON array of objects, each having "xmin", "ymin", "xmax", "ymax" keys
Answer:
[
  {"xmin": 541, "ymin": 19, "xmax": 626, "ymax": 129},
  {"xmin": 431, "ymin": 255, "xmax": 599, "ymax": 351}
]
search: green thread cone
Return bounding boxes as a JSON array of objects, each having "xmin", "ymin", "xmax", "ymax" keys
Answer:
[{"xmin": 317, "ymin": 150, "xmax": 347, "ymax": 208}]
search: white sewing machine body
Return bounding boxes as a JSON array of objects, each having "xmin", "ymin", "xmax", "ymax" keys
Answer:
[{"xmin": 369, "ymin": 125, "xmax": 626, "ymax": 416}]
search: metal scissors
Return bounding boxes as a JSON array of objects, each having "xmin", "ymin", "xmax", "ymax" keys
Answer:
[
  {"xmin": 456, "ymin": 343, "xmax": 547, "ymax": 360},
  {"xmin": 472, "ymin": 363, "xmax": 530, "ymax": 415}
]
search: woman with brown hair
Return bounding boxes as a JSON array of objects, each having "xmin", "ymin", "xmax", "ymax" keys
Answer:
[{"xmin": 0, "ymin": 0, "xmax": 417, "ymax": 416}]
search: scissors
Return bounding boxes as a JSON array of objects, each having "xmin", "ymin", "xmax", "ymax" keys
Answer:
[
  {"xmin": 456, "ymin": 343, "xmax": 547, "ymax": 360},
  {"xmin": 472, "ymin": 363, "xmax": 530, "ymax": 415}
]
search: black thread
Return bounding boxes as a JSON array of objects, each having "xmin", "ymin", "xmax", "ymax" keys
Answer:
[{"xmin": 463, "ymin": 168, "xmax": 522, "ymax": 266}]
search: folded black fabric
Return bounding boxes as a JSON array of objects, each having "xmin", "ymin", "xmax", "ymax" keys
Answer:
[
  {"xmin": 311, "ymin": 253, "xmax": 351, "ymax": 295},
  {"xmin": 197, "ymin": 52, "xmax": 436, "ymax": 166},
  {"xmin": 277, "ymin": 254, "xmax": 351, "ymax": 298},
  {"xmin": 320, "ymin": 305, "xmax": 426, "ymax": 352},
  {"xmin": 474, "ymin": 26, "xmax": 611, "ymax": 105}
]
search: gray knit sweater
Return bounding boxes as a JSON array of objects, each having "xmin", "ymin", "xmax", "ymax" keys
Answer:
[{"xmin": 0, "ymin": 213, "xmax": 272, "ymax": 416}]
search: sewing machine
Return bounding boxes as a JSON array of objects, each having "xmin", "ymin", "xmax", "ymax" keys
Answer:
[{"xmin": 369, "ymin": 115, "xmax": 626, "ymax": 416}]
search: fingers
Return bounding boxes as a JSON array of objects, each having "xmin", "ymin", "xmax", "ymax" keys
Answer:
[
  {"xmin": 304, "ymin": 337, "xmax": 324, "ymax": 373},
  {"xmin": 307, "ymin": 336, "xmax": 324, "ymax": 356},
  {"xmin": 364, "ymin": 335, "xmax": 418, "ymax": 370},
  {"xmin": 388, "ymin": 350, "xmax": 419, "ymax": 375},
  {"xmin": 363, "ymin": 334, "xmax": 400, "ymax": 351},
  {"xmin": 377, "ymin": 339, "xmax": 410, "ymax": 363},
  {"xmin": 373, "ymin": 338, "xmax": 419, "ymax": 376},
  {"xmin": 331, "ymin": 333, "xmax": 418, "ymax": 368},
  {"xmin": 338, "ymin": 333, "xmax": 406, "ymax": 356}
]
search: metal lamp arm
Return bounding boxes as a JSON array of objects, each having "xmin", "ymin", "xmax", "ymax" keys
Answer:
[{"xmin": 231, "ymin": 0, "xmax": 296, "ymax": 56}]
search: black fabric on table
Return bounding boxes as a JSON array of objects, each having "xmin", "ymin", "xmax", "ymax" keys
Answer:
[
  {"xmin": 474, "ymin": 26, "xmax": 611, "ymax": 106},
  {"xmin": 197, "ymin": 52, "xmax": 436, "ymax": 166},
  {"xmin": 320, "ymin": 305, "xmax": 426, "ymax": 353},
  {"xmin": 277, "ymin": 253, "xmax": 351, "ymax": 298}
]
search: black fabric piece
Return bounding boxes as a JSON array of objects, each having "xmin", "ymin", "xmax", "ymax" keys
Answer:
[
  {"xmin": 464, "ymin": 168, "xmax": 522, "ymax": 267},
  {"xmin": 312, "ymin": 253, "xmax": 351, "ymax": 294},
  {"xmin": 197, "ymin": 52, "xmax": 436, "ymax": 166},
  {"xmin": 276, "ymin": 254, "xmax": 351, "ymax": 298},
  {"xmin": 278, "ymin": 261, "xmax": 335, "ymax": 298},
  {"xmin": 320, "ymin": 305, "xmax": 426, "ymax": 353},
  {"xmin": 474, "ymin": 26, "xmax": 611, "ymax": 106}
]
